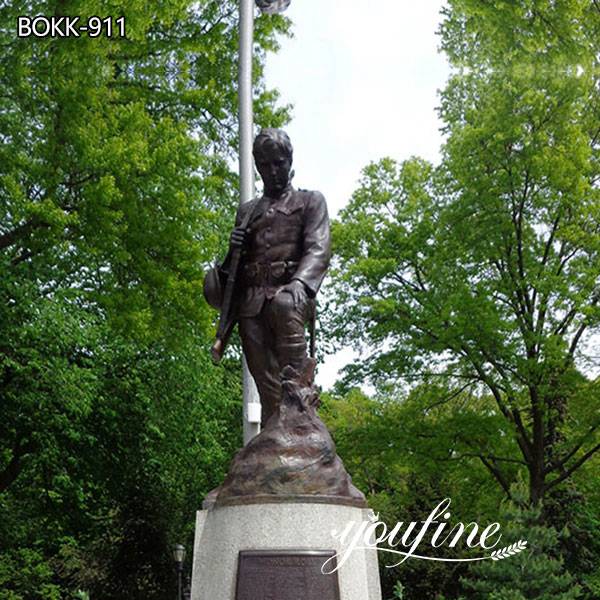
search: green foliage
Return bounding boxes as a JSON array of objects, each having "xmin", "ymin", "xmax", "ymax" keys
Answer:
[
  {"xmin": 0, "ymin": 0, "xmax": 289, "ymax": 343},
  {"xmin": 0, "ymin": 316, "xmax": 244, "ymax": 597},
  {"xmin": 328, "ymin": 0, "xmax": 600, "ymax": 506},
  {"xmin": 0, "ymin": 0, "xmax": 289, "ymax": 597},
  {"xmin": 324, "ymin": 386, "xmax": 600, "ymax": 599},
  {"xmin": 463, "ymin": 483, "xmax": 582, "ymax": 599},
  {"xmin": 325, "ymin": 1, "xmax": 600, "ymax": 598},
  {"xmin": 323, "ymin": 388, "xmax": 498, "ymax": 600},
  {"xmin": 0, "ymin": 548, "xmax": 61, "ymax": 600},
  {"xmin": 392, "ymin": 580, "xmax": 405, "ymax": 600}
]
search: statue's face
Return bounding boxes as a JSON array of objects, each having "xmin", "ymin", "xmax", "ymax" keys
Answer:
[{"xmin": 254, "ymin": 141, "xmax": 292, "ymax": 196}]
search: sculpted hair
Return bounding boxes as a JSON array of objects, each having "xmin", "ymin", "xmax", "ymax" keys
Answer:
[{"xmin": 253, "ymin": 128, "xmax": 293, "ymax": 161}]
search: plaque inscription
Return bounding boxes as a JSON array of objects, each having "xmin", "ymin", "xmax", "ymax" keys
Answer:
[{"xmin": 236, "ymin": 550, "xmax": 340, "ymax": 600}]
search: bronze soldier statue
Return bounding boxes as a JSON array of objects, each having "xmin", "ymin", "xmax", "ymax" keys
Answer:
[{"xmin": 204, "ymin": 129, "xmax": 331, "ymax": 427}]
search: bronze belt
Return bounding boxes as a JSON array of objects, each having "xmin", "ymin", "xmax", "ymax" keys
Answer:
[{"xmin": 242, "ymin": 260, "xmax": 299, "ymax": 286}]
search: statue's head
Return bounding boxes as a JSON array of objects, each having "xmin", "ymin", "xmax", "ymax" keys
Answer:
[{"xmin": 253, "ymin": 128, "xmax": 293, "ymax": 197}]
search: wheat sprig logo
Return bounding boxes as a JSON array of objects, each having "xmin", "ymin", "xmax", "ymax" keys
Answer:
[{"xmin": 491, "ymin": 540, "xmax": 528, "ymax": 561}]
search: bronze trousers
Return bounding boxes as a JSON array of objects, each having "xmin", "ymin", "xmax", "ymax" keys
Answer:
[{"xmin": 239, "ymin": 290, "xmax": 311, "ymax": 427}]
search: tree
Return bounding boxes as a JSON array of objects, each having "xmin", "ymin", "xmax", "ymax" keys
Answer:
[
  {"xmin": 322, "ymin": 389, "xmax": 460, "ymax": 600},
  {"xmin": 0, "ymin": 0, "xmax": 289, "ymax": 343},
  {"xmin": 322, "ymin": 385, "xmax": 515, "ymax": 600},
  {"xmin": 0, "ymin": 0, "xmax": 290, "ymax": 596},
  {"xmin": 463, "ymin": 482, "xmax": 581, "ymax": 600},
  {"xmin": 328, "ymin": 0, "xmax": 600, "ymax": 506}
]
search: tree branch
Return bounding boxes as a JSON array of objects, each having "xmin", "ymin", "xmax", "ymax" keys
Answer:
[
  {"xmin": 425, "ymin": 381, "xmax": 476, "ymax": 411},
  {"xmin": 464, "ymin": 352, "xmax": 534, "ymax": 464},
  {"xmin": 511, "ymin": 170, "xmax": 534, "ymax": 318},
  {"xmin": 478, "ymin": 455, "xmax": 512, "ymax": 497},
  {"xmin": 569, "ymin": 290, "xmax": 600, "ymax": 357},
  {"xmin": 459, "ymin": 452, "xmax": 527, "ymax": 467},
  {"xmin": 545, "ymin": 420, "xmax": 600, "ymax": 474},
  {"xmin": 553, "ymin": 306, "xmax": 578, "ymax": 336},
  {"xmin": 533, "ymin": 211, "xmax": 563, "ymax": 343},
  {"xmin": 0, "ymin": 221, "xmax": 39, "ymax": 251},
  {"xmin": 545, "ymin": 442, "xmax": 600, "ymax": 491}
]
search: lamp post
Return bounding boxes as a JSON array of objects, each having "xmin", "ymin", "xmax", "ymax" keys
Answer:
[
  {"xmin": 172, "ymin": 543, "xmax": 186, "ymax": 600},
  {"xmin": 183, "ymin": 575, "xmax": 191, "ymax": 600}
]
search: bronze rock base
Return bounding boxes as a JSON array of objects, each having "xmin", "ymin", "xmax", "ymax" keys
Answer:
[{"xmin": 207, "ymin": 359, "xmax": 366, "ymax": 510}]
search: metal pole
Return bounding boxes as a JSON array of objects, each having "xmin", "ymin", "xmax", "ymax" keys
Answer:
[
  {"xmin": 239, "ymin": 0, "xmax": 262, "ymax": 445},
  {"xmin": 176, "ymin": 563, "xmax": 183, "ymax": 600}
]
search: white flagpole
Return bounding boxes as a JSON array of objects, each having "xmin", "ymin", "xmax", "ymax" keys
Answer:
[{"xmin": 239, "ymin": 0, "xmax": 262, "ymax": 445}]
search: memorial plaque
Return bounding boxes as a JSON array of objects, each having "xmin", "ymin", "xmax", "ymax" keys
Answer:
[{"xmin": 236, "ymin": 550, "xmax": 340, "ymax": 600}]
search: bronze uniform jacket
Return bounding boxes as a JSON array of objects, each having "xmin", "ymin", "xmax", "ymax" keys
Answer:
[{"xmin": 234, "ymin": 187, "xmax": 331, "ymax": 318}]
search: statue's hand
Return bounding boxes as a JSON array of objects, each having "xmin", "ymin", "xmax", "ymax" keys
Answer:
[
  {"xmin": 279, "ymin": 279, "xmax": 308, "ymax": 310},
  {"xmin": 230, "ymin": 226, "xmax": 247, "ymax": 248}
]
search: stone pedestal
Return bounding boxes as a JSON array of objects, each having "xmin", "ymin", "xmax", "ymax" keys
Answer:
[
  {"xmin": 190, "ymin": 501, "xmax": 382, "ymax": 600},
  {"xmin": 191, "ymin": 362, "xmax": 382, "ymax": 599}
]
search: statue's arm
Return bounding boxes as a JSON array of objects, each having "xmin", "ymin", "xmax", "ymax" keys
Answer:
[{"xmin": 292, "ymin": 191, "xmax": 331, "ymax": 297}]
